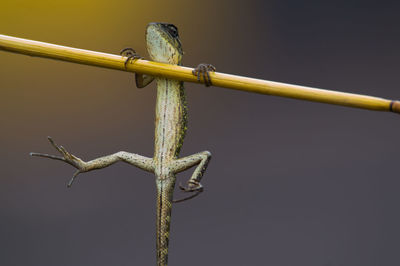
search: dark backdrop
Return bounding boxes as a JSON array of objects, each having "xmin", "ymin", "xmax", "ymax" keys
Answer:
[{"xmin": 1, "ymin": 1, "xmax": 400, "ymax": 265}]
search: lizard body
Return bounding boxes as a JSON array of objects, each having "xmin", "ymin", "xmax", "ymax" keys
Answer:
[
  {"xmin": 146, "ymin": 23, "xmax": 187, "ymax": 265},
  {"xmin": 31, "ymin": 22, "xmax": 213, "ymax": 266}
]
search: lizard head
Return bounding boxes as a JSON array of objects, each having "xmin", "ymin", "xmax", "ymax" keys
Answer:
[{"xmin": 145, "ymin": 22, "xmax": 183, "ymax": 65}]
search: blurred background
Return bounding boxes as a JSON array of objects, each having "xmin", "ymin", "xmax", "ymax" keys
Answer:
[{"xmin": 1, "ymin": 0, "xmax": 400, "ymax": 265}]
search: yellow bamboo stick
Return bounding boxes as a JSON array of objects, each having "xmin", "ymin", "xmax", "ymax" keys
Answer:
[{"xmin": 1, "ymin": 33, "xmax": 399, "ymax": 114}]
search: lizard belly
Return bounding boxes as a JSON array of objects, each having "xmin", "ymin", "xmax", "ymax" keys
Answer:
[{"xmin": 154, "ymin": 78, "xmax": 187, "ymax": 178}]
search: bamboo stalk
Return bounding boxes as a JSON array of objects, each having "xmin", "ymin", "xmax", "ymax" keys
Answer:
[{"xmin": 1, "ymin": 33, "xmax": 399, "ymax": 114}]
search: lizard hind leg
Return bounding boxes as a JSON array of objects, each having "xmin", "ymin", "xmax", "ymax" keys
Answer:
[
  {"xmin": 170, "ymin": 151, "xmax": 211, "ymax": 203},
  {"xmin": 30, "ymin": 136, "xmax": 154, "ymax": 187}
]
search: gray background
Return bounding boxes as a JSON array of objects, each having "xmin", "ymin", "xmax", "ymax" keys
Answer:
[{"xmin": 1, "ymin": 0, "xmax": 400, "ymax": 265}]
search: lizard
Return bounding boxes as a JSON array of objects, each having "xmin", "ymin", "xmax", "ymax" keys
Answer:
[{"xmin": 30, "ymin": 22, "xmax": 215, "ymax": 266}]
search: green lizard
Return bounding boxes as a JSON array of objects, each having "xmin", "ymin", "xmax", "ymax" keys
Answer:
[{"xmin": 30, "ymin": 22, "xmax": 215, "ymax": 266}]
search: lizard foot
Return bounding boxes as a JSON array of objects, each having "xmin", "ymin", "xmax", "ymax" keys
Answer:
[
  {"xmin": 120, "ymin": 47, "xmax": 143, "ymax": 69},
  {"xmin": 173, "ymin": 180, "xmax": 204, "ymax": 203},
  {"xmin": 192, "ymin": 63, "xmax": 216, "ymax": 87},
  {"xmin": 30, "ymin": 136, "xmax": 88, "ymax": 187}
]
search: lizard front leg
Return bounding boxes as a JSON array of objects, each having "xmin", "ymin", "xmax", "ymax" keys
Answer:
[
  {"xmin": 120, "ymin": 47, "xmax": 155, "ymax": 88},
  {"xmin": 192, "ymin": 64, "xmax": 216, "ymax": 87},
  {"xmin": 135, "ymin": 73, "xmax": 154, "ymax": 88},
  {"xmin": 30, "ymin": 137, "xmax": 154, "ymax": 187},
  {"xmin": 170, "ymin": 151, "xmax": 211, "ymax": 203}
]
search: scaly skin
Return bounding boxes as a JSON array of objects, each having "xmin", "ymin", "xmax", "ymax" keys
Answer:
[
  {"xmin": 31, "ymin": 22, "xmax": 212, "ymax": 266},
  {"xmin": 147, "ymin": 23, "xmax": 185, "ymax": 266}
]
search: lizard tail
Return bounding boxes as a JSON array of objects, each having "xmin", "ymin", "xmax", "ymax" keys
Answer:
[{"xmin": 156, "ymin": 178, "xmax": 175, "ymax": 266}]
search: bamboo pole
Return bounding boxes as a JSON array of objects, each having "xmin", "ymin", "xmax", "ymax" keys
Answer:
[{"xmin": 1, "ymin": 33, "xmax": 399, "ymax": 114}]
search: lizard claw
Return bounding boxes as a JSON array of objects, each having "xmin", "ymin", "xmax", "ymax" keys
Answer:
[
  {"xmin": 30, "ymin": 136, "xmax": 87, "ymax": 187},
  {"xmin": 178, "ymin": 180, "xmax": 203, "ymax": 192},
  {"xmin": 120, "ymin": 47, "xmax": 143, "ymax": 69},
  {"xmin": 172, "ymin": 181, "xmax": 204, "ymax": 203},
  {"xmin": 192, "ymin": 63, "xmax": 216, "ymax": 87},
  {"xmin": 67, "ymin": 170, "xmax": 82, "ymax": 188}
]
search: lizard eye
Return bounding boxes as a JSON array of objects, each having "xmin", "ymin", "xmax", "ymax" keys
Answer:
[{"xmin": 166, "ymin": 24, "xmax": 179, "ymax": 38}]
